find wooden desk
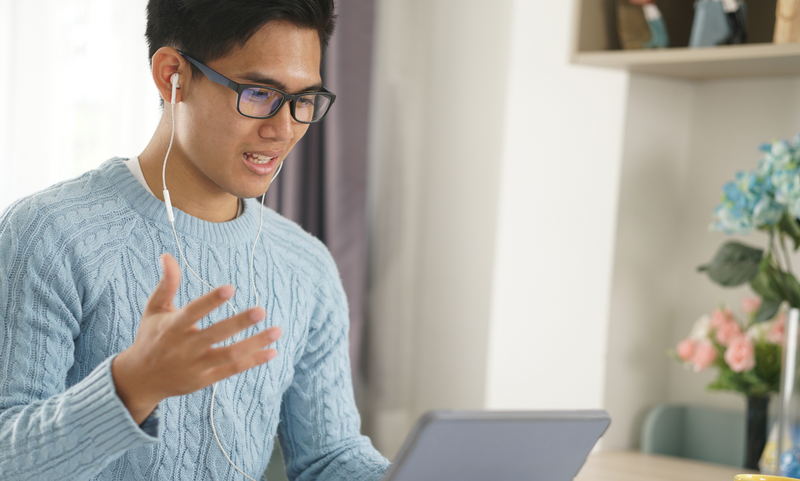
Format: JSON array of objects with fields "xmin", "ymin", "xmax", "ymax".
[{"xmin": 575, "ymin": 451, "xmax": 756, "ymax": 481}]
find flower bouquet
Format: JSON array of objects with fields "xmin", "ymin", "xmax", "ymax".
[
  {"xmin": 674, "ymin": 297, "xmax": 784, "ymax": 471},
  {"xmin": 674, "ymin": 298, "xmax": 783, "ymax": 397},
  {"xmin": 694, "ymin": 134, "xmax": 800, "ymax": 471}
]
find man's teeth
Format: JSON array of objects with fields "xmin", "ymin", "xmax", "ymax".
[{"xmin": 244, "ymin": 152, "xmax": 275, "ymax": 164}]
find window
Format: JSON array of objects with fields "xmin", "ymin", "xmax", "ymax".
[{"xmin": 0, "ymin": 0, "xmax": 159, "ymax": 210}]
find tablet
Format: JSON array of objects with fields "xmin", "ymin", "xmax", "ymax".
[{"xmin": 382, "ymin": 410, "xmax": 610, "ymax": 481}]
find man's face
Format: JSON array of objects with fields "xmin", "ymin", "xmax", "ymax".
[{"xmin": 175, "ymin": 20, "xmax": 322, "ymax": 200}]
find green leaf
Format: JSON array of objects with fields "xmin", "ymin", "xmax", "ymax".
[
  {"xmin": 786, "ymin": 273, "xmax": 800, "ymax": 308},
  {"xmin": 780, "ymin": 212, "xmax": 800, "ymax": 251},
  {"xmin": 708, "ymin": 366, "xmax": 746, "ymax": 392},
  {"xmin": 754, "ymin": 298, "xmax": 782, "ymax": 322},
  {"xmin": 754, "ymin": 340, "xmax": 782, "ymax": 392},
  {"xmin": 752, "ymin": 256, "xmax": 800, "ymax": 307},
  {"xmin": 698, "ymin": 241, "xmax": 763, "ymax": 287},
  {"xmin": 750, "ymin": 254, "xmax": 785, "ymax": 301}
]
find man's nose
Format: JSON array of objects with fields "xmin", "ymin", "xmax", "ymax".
[{"xmin": 259, "ymin": 102, "xmax": 294, "ymax": 141}]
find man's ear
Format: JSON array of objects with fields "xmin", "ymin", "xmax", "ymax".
[{"xmin": 151, "ymin": 47, "xmax": 188, "ymax": 105}]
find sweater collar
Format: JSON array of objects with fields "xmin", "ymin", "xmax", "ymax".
[{"xmin": 101, "ymin": 157, "xmax": 264, "ymax": 245}]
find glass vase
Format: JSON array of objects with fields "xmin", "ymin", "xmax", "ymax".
[{"xmin": 777, "ymin": 308, "xmax": 800, "ymax": 476}]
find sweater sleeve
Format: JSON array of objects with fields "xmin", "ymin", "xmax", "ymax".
[
  {"xmin": 0, "ymin": 202, "xmax": 158, "ymax": 480},
  {"xmin": 277, "ymin": 257, "xmax": 389, "ymax": 481}
]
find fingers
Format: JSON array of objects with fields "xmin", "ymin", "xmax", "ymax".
[
  {"xmin": 175, "ymin": 284, "xmax": 238, "ymax": 328},
  {"xmin": 145, "ymin": 253, "xmax": 182, "ymax": 313},
  {"xmin": 201, "ymin": 326, "xmax": 282, "ymax": 370},
  {"xmin": 195, "ymin": 306, "xmax": 266, "ymax": 345},
  {"xmin": 207, "ymin": 346, "xmax": 279, "ymax": 383}
]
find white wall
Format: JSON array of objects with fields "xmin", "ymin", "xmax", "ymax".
[
  {"xmin": 602, "ymin": 74, "xmax": 696, "ymax": 449},
  {"xmin": 367, "ymin": 0, "xmax": 630, "ymax": 457},
  {"xmin": 485, "ymin": 0, "xmax": 628, "ymax": 411},
  {"xmin": 367, "ymin": 0, "xmax": 514, "ymax": 457}
]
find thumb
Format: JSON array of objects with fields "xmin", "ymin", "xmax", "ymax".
[{"xmin": 145, "ymin": 253, "xmax": 181, "ymax": 314}]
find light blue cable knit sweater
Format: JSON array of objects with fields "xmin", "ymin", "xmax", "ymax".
[{"xmin": 0, "ymin": 158, "xmax": 389, "ymax": 480}]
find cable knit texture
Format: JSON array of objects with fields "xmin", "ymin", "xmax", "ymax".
[{"xmin": 0, "ymin": 158, "xmax": 389, "ymax": 480}]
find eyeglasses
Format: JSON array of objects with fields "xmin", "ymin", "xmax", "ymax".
[{"xmin": 179, "ymin": 52, "xmax": 336, "ymax": 124}]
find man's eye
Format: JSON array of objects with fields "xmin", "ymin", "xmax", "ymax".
[{"xmin": 298, "ymin": 96, "xmax": 316, "ymax": 107}]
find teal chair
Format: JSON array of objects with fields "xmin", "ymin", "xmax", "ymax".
[
  {"xmin": 641, "ymin": 404, "xmax": 746, "ymax": 467},
  {"xmin": 264, "ymin": 438, "xmax": 289, "ymax": 481}
]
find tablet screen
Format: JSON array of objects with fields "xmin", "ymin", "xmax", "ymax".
[{"xmin": 383, "ymin": 410, "xmax": 610, "ymax": 481}]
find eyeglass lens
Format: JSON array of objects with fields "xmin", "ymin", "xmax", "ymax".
[{"xmin": 239, "ymin": 87, "xmax": 332, "ymax": 122}]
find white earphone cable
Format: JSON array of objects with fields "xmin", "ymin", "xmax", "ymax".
[{"xmin": 162, "ymin": 83, "xmax": 284, "ymax": 480}]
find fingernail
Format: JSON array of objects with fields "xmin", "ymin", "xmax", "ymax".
[
  {"xmin": 249, "ymin": 309, "xmax": 264, "ymax": 322},
  {"xmin": 219, "ymin": 285, "xmax": 234, "ymax": 299}
]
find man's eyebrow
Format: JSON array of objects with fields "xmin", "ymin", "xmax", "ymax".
[{"xmin": 239, "ymin": 73, "xmax": 323, "ymax": 93}]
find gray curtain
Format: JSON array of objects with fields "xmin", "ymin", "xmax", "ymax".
[{"xmin": 265, "ymin": 0, "xmax": 374, "ymax": 383}]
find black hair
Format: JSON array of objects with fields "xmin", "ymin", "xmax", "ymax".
[{"xmin": 145, "ymin": 0, "xmax": 335, "ymax": 71}]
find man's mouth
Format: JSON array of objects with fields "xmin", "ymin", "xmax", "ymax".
[{"xmin": 244, "ymin": 152, "xmax": 276, "ymax": 164}]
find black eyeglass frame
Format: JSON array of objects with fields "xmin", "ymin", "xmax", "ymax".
[{"xmin": 179, "ymin": 52, "xmax": 336, "ymax": 124}]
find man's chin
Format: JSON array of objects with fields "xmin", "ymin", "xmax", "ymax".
[
  {"xmin": 234, "ymin": 185, "xmax": 274, "ymax": 200},
  {"xmin": 227, "ymin": 175, "xmax": 278, "ymax": 200}
]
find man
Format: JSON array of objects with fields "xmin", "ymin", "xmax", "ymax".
[{"xmin": 0, "ymin": 1, "xmax": 389, "ymax": 479}]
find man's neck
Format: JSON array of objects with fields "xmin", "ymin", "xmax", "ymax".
[{"xmin": 138, "ymin": 124, "xmax": 240, "ymax": 223}]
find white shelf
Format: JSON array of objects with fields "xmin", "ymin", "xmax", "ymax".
[{"xmin": 572, "ymin": 43, "xmax": 800, "ymax": 80}]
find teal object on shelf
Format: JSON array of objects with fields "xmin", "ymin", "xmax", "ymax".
[
  {"xmin": 643, "ymin": 5, "xmax": 669, "ymax": 49},
  {"xmin": 641, "ymin": 404, "xmax": 746, "ymax": 467},
  {"xmin": 644, "ymin": 17, "xmax": 669, "ymax": 49},
  {"xmin": 689, "ymin": 0, "xmax": 747, "ymax": 48}
]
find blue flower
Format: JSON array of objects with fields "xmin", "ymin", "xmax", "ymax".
[
  {"xmin": 773, "ymin": 139, "xmax": 791, "ymax": 157},
  {"xmin": 753, "ymin": 196, "xmax": 784, "ymax": 227},
  {"xmin": 710, "ymin": 201, "xmax": 753, "ymax": 234},
  {"xmin": 709, "ymin": 138, "xmax": 800, "ymax": 234}
]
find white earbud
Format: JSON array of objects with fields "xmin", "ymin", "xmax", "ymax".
[
  {"xmin": 170, "ymin": 73, "xmax": 180, "ymax": 105},
  {"xmin": 163, "ymin": 72, "xmax": 180, "ymax": 221}
]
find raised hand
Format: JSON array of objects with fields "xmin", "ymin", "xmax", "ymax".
[{"xmin": 111, "ymin": 253, "xmax": 282, "ymax": 424}]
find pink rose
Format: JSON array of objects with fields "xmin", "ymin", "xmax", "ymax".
[
  {"xmin": 742, "ymin": 297, "xmax": 762, "ymax": 316},
  {"xmin": 715, "ymin": 319, "xmax": 743, "ymax": 346},
  {"xmin": 768, "ymin": 314, "xmax": 786, "ymax": 344},
  {"xmin": 711, "ymin": 307, "xmax": 735, "ymax": 328},
  {"xmin": 692, "ymin": 339, "xmax": 717, "ymax": 372},
  {"xmin": 725, "ymin": 336, "xmax": 756, "ymax": 373},
  {"xmin": 677, "ymin": 339, "xmax": 696, "ymax": 362}
]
